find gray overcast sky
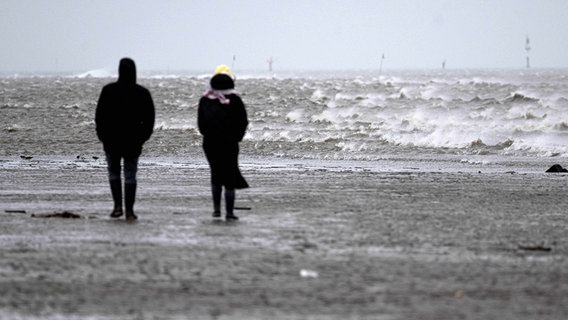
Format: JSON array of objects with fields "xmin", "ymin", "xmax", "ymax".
[{"xmin": 1, "ymin": 0, "xmax": 567, "ymax": 73}]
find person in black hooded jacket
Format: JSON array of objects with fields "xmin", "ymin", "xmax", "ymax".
[
  {"xmin": 95, "ymin": 58, "xmax": 155, "ymax": 221},
  {"xmin": 198, "ymin": 66, "xmax": 249, "ymax": 220}
]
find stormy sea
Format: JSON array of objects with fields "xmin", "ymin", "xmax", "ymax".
[
  {"xmin": 2, "ymin": 69, "xmax": 568, "ymax": 170},
  {"xmin": 1, "ymin": 69, "xmax": 568, "ymax": 319}
]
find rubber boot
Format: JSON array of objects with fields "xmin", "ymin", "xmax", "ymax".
[
  {"xmin": 225, "ymin": 189, "xmax": 238, "ymax": 221},
  {"xmin": 212, "ymin": 184, "xmax": 222, "ymax": 217},
  {"xmin": 109, "ymin": 180, "xmax": 123, "ymax": 218},
  {"xmin": 124, "ymin": 183, "xmax": 137, "ymax": 221}
]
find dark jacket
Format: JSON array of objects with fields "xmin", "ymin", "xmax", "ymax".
[
  {"xmin": 95, "ymin": 58, "xmax": 155, "ymax": 157},
  {"xmin": 198, "ymin": 94, "xmax": 248, "ymax": 144}
]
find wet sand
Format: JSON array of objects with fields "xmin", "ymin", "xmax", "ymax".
[{"xmin": 1, "ymin": 155, "xmax": 568, "ymax": 319}]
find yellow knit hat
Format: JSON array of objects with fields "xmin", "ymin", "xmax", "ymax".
[{"xmin": 214, "ymin": 64, "xmax": 233, "ymax": 77}]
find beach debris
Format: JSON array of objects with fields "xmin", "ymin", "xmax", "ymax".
[
  {"xmin": 293, "ymin": 238, "xmax": 318, "ymax": 253},
  {"xmin": 518, "ymin": 244, "xmax": 552, "ymax": 252},
  {"xmin": 454, "ymin": 289, "xmax": 464, "ymax": 299},
  {"xmin": 4, "ymin": 210, "xmax": 26, "ymax": 214},
  {"xmin": 299, "ymin": 269, "xmax": 319, "ymax": 278},
  {"xmin": 20, "ymin": 155, "xmax": 33, "ymax": 160},
  {"xmin": 31, "ymin": 211, "xmax": 82, "ymax": 219},
  {"xmin": 234, "ymin": 206, "xmax": 251, "ymax": 210},
  {"xmin": 545, "ymin": 164, "xmax": 568, "ymax": 173},
  {"xmin": 75, "ymin": 155, "xmax": 100, "ymax": 161}
]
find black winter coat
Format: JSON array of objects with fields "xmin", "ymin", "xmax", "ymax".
[
  {"xmin": 95, "ymin": 62, "xmax": 155, "ymax": 157},
  {"xmin": 198, "ymin": 94, "xmax": 248, "ymax": 143},
  {"xmin": 198, "ymin": 94, "xmax": 249, "ymax": 189}
]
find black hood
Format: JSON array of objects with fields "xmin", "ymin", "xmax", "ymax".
[{"xmin": 118, "ymin": 58, "xmax": 136, "ymax": 84}]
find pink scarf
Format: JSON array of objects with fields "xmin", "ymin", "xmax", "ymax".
[{"xmin": 204, "ymin": 88, "xmax": 236, "ymax": 105}]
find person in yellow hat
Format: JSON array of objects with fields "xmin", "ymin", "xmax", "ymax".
[{"xmin": 198, "ymin": 65, "xmax": 249, "ymax": 220}]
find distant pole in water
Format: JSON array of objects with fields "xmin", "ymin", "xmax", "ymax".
[
  {"xmin": 442, "ymin": 60, "xmax": 446, "ymax": 69},
  {"xmin": 525, "ymin": 36, "xmax": 531, "ymax": 68},
  {"xmin": 231, "ymin": 55, "xmax": 236, "ymax": 70},
  {"xmin": 267, "ymin": 56, "xmax": 275, "ymax": 72},
  {"xmin": 379, "ymin": 53, "xmax": 385, "ymax": 76}
]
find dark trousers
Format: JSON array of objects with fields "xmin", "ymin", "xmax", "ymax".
[
  {"xmin": 105, "ymin": 153, "xmax": 139, "ymax": 214},
  {"xmin": 106, "ymin": 153, "xmax": 138, "ymax": 184}
]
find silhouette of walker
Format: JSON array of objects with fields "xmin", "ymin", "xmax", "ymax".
[
  {"xmin": 198, "ymin": 65, "xmax": 249, "ymax": 221},
  {"xmin": 95, "ymin": 58, "xmax": 155, "ymax": 221}
]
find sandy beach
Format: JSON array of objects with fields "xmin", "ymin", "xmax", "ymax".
[{"xmin": 1, "ymin": 154, "xmax": 567, "ymax": 320}]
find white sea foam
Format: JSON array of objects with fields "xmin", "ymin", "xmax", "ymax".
[
  {"xmin": 74, "ymin": 69, "xmax": 114, "ymax": 78},
  {"xmin": 285, "ymin": 109, "xmax": 304, "ymax": 122},
  {"xmin": 189, "ymin": 68, "xmax": 568, "ymax": 158}
]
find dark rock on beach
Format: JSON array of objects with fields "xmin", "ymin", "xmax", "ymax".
[{"xmin": 546, "ymin": 164, "xmax": 568, "ymax": 172}]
